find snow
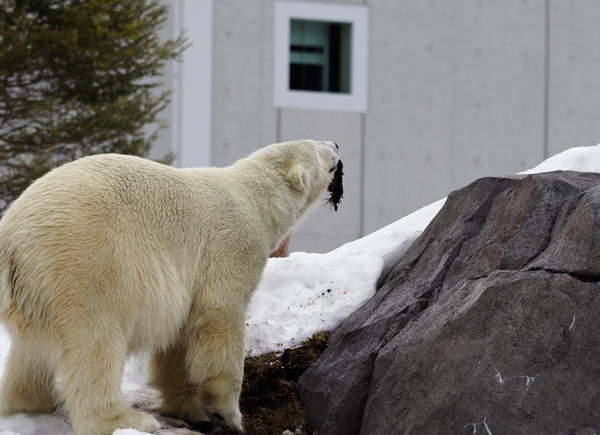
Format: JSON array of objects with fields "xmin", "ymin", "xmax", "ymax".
[
  {"xmin": 519, "ymin": 144, "xmax": 600, "ymax": 175},
  {"xmin": 244, "ymin": 197, "xmax": 445, "ymax": 356},
  {"xmin": 1, "ymin": 143, "xmax": 599, "ymax": 433}
]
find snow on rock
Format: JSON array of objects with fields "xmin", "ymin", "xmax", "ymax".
[{"xmin": 520, "ymin": 143, "xmax": 600, "ymax": 174}]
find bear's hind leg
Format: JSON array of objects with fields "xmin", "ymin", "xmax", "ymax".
[
  {"xmin": 185, "ymin": 309, "xmax": 244, "ymax": 433},
  {"xmin": 0, "ymin": 338, "xmax": 59, "ymax": 415},
  {"xmin": 150, "ymin": 341, "xmax": 210, "ymax": 424},
  {"xmin": 59, "ymin": 331, "xmax": 160, "ymax": 435}
]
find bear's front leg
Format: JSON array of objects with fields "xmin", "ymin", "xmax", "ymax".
[{"xmin": 184, "ymin": 308, "xmax": 245, "ymax": 433}]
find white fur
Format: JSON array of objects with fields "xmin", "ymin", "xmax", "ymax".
[{"xmin": 0, "ymin": 140, "xmax": 339, "ymax": 434}]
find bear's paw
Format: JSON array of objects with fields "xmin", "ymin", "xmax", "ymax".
[{"xmin": 73, "ymin": 407, "xmax": 160, "ymax": 435}]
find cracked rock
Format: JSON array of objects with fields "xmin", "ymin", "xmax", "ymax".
[{"xmin": 298, "ymin": 171, "xmax": 600, "ymax": 434}]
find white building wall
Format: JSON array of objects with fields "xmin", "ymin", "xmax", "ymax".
[
  {"xmin": 160, "ymin": 0, "xmax": 600, "ymax": 253},
  {"xmin": 211, "ymin": 0, "xmax": 278, "ymax": 167},
  {"xmin": 148, "ymin": 0, "xmax": 177, "ymax": 163},
  {"xmin": 364, "ymin": 0, "xmax": 547, "ymax": 234},
  {"xmin": 153, "ymin": 0, "xmax": 213, "ymax": 168},
  {"xmin": 548, "ymin": 0, "xmax": 600, "ymax": 157}
]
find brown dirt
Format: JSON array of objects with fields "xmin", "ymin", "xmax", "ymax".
[{"xmin": 240, "ymin": 331, "xmax": 329, "ymax": 434}]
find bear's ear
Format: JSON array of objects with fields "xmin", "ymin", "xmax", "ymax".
[{"xmin": 286, "ymin": 164, "xmax": 307, "ymax": 192}]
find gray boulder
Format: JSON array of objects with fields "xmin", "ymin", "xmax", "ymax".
[{"xmin": 298, "ymin": 171, "xmax": 600, "ymax": 434}]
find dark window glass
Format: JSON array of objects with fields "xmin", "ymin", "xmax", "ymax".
[{"xmin": 289, "ymin": 19, "xmax": 351, "ymax": 93}]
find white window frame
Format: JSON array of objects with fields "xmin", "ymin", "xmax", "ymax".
[{"xmin": 274, "ymin": 1, "xmax": 369, "ymax": 113}]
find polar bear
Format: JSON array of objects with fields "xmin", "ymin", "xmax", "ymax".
[{"xmin": 0, "ymin": 139, "xmax": 341, "ymax": 434}]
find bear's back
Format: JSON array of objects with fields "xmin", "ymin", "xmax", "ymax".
[
  {"xmin": 1, "ymin": 154, "xmax": 229, "ymax": 236},
  {"xmin": 0, "ymin": 154, "xmax": 233, "ymax": 348},
  {"xmin": 0, "ymin": 153, "xmax": 262, "ymax": 288}
]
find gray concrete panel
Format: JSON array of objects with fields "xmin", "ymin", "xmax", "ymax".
[
  {"xmin": 365, "ymin": 0, "xmax": 546, "ymax": 233},
  {"xmin": 548, "ymin": 0, "xmax": 600, "ymax": 156},
  {"xmin": 149, "ymin": 1, "xmax": 177, "ymax": 162},
  {"xmin": 279, "ymin": 109, "xmax": 362, "ymax": 253},
  {"xmin": 212, "ymin": 0, "xmax": 278, "ymax": 167}
]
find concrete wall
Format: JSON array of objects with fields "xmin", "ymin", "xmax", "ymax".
[
  {"xmin": 149, "ymin": 0, "xmax": 178, "ymax": 163},
  {"xmin": 548, "ymin": 0, "xmax": 600, "ymax": 156},
  {"xmin": 365, "ymin": 0, "xmax": 547, "ymax": 234},
  {"xmin": 212, "ymin": 0, "xmax": 278, "ymax": 166},
  {"xmin": 175, "ymin": 0, "xmax": 600, "ymax": 253}
]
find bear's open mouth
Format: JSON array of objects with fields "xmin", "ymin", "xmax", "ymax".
[{"xmin": 327, "ymin": 159, "xmax": 344, "ymax": 212}]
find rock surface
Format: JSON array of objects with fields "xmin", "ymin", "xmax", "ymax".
[{"xmin": 298, "ymin": 171, "xmax": 600, "ymax": 434}]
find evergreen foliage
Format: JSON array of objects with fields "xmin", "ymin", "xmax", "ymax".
[{"xmin": 0, "ymin": 0, "xmax": 187, "ymax": 212}]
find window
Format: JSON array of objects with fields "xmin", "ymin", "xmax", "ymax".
[{"xmin": 274, "ymin": 1, "xmax": 369, "ymax": 112}]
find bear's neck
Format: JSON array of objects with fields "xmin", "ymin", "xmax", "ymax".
[{"xmin": 225, "ymin": 162, "xmax": 306, "ymax": 253}]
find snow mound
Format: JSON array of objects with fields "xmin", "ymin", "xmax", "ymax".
[
  {"xmin": 521, "ymin": 143, "xmax": 600, "ymax": 174},
  {"xmin": 244, "ymin": 199, "xmax": 445, "ymax": 356}
]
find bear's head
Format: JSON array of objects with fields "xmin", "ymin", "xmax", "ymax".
[{"xmin": 255, "ymin": 139, "xmax": 341, "ymax": 212}]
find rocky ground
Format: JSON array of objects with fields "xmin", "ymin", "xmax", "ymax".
[{"xmin": 298, "ymin": 171, "xmax": 600, "ymax": 434}]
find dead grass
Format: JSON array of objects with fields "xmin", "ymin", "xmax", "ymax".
[{"xmin": 240, "ymin": 331, "xmax": 329, "ymax": 434}]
